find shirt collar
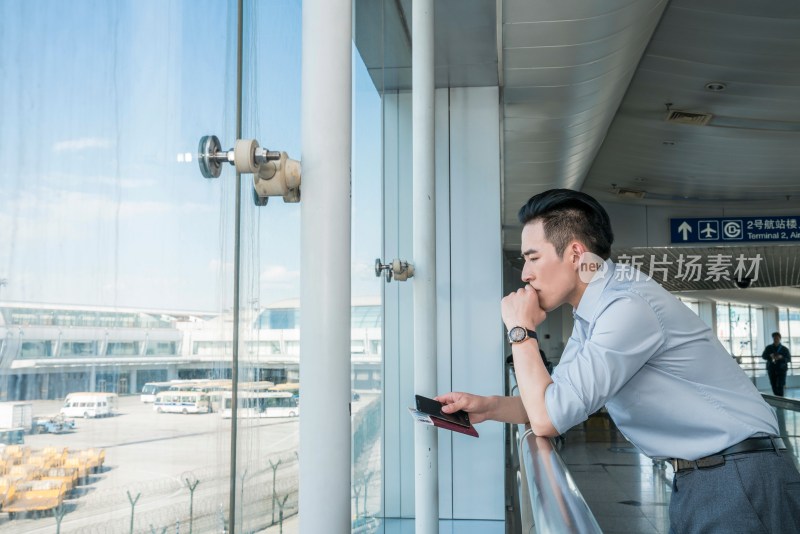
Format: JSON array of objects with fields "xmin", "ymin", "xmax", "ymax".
[{"xmin": 574, "ymin": 259, "xmax": 615, "ymax": 323}]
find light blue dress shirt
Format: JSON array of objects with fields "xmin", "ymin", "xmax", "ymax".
[{"xmin": 545, "ymin": 260, "xmax": 778, "ymax": 460}]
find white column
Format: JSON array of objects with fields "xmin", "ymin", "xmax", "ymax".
[
  {"xmin": 299, "ymin": 1, "xmax": 352, "ymax": 533},
  {"xmin": 89, "ymin": 365, "xmax": 96, "ymax": 392},
  {"xmin": 413, "ymin": 1, "xmax": 438, "ymax": 532}
]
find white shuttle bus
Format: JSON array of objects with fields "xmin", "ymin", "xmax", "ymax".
[
  {"xmin": 153, "ymin": 391, "xmax": 211, "ymax": 414},
  {"xmin": 60, "ymin": 392, "xmax": 118, "ymax": 418},
  {"xmin": 221, "ymin": 391, "xmax": 299, "ymax": 419},
  {"xmin": 140, "ymin": 382, "xmax": 174, "ymax": 403}
]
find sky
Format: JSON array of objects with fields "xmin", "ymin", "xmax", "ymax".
[{"xmin": 0, "ymin": 0, "xmax": 383, "ymax": 312}]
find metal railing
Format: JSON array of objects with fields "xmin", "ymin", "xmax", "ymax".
[
  {"xmin": 735, "ymin": 355, "xmax": 796, "ymax": 381},
  {"xmin": 517, "ymin": 428, "xmax": 603, "ymax": 534},
  {"xmin": 507, "ymin": 360, "xmax": 601, "ymax": 534},
  {"xmin": 762, "ymin": 393, "xmax": 800, "ymax": 411}
]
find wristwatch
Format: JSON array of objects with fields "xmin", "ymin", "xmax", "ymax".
[{"xmin": 507, "ymin": 326, "xmax": 537, "ymax": 344}]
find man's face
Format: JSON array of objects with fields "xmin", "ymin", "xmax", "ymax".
[
  {"xmin": 519, "ymin": 221, "xmax": 579, "ymax": 311},
  {"xmin": 773, "ymin": 335, "xmax": 781, "ymax": 345}
]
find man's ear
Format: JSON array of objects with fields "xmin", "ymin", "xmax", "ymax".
[{"xmin": 568, "ymin": 241, "xmax": 587, "ymax": 266}]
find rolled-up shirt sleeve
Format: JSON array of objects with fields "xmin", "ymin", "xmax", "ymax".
[{"xmin": 545, "ymin": 292, "xmax": 666, "ymax": 435}]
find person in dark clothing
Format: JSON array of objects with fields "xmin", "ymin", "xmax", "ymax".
[{"xmin": 762, "ymin": 331, "xmax": 791, "ymax": 396}]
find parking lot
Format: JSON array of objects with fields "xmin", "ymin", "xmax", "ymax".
[{"xmin": 1, "ymin": 395, "xmax": 302, "ymax": 533}]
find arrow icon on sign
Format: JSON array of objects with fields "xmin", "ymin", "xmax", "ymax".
[{"xmin": 678, "ymin": 221, "xmax": 692, "ymax": 241}]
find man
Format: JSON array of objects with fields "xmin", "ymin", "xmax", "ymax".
[
  {"xmin": 763, "ymin": 331, "xmax": 791, "ymax": 396},
  {"xmin": 436, "ymin": 189, "xmax": 800, "ymax": 533}
]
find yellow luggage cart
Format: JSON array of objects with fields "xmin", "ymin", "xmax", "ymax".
[{"xmin": 4, "ymin": 480, "xmax": 67, "ymax": 519}]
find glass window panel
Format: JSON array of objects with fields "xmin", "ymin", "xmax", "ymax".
[
  {"xmin": 61, "ymin": 341, "xmax": 98, "ymax": 356},
  {"xmin": 0, "ymin": 2, "xmax": 238, "ymax": 532},
  {"xmin": 716, "ymin": 303, "xmax": 732, "ymax": 354},
  {"xmin": 786, "ymin": 308, "xmax": 800, "ymax": 353},
  {"xmin": 729, "ymin": 305, "xmax": 751, "ymax": 358},
  {"xmin": 234, "ymin": 2, "xmax": 306, "ymax": 529},
  {"xmin": 369, "ymin": 340, "xmax": 382, "ymax": 355},
  {"xmin": 262, "ymin": 308, "xmax": 299, "ymax": 330},
  {"xmin": 106, "ymin": 342, "xmax": 139, "ymax": 356},
  {"xmin": 146, "ymin": 341, "xmax": 177, "ymax": 356},
  {"xmin": 679, "ymin": 298, "xmax": 700, "ymax": 316},
  {"xmin": 350, "ymin": 37, "xmax": 383, "ymax": 529},
  {"xmin": 784, "ymin": 308, "xmax": 800, "ymax": 355},
  {"xmin": 20, "ymin": 341, "xmax": 53, "ymax": 358},
  {"xmin": 747, "ymin": 306, "xmax": 764, "ymax": 378},
  {"xmin": 285, "ymin": 341, "xmax": 300, "ymax": 355},
  {"xmin": 2, "ymin": 2, "xmax": 384, "ymax": 531},
  {"xmin": 246, "ymin": 340, "xmax": 281, "ymax": 355}
]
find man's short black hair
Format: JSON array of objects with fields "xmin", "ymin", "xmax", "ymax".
[
  {"xmin": 518, "ymin": 188, "xmax": 614, "ymax": 260},
  {"xmin": 772, "ymin": 332, "xmax": 782, "ymax": 338}
]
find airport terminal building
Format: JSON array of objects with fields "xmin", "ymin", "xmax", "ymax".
[{"xmin": 0, "ymin": 298, "xmax": 382, "ymax": 401}]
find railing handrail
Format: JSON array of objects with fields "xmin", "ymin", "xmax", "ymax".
[
  {"xmin": 508, "ymin": 361, "xmax": 601, "ymax": 534},
  {"xmin": 762, "ymin": 393, "xmax": 800, "ymax": 411},
  {"xmin": 517, "ymin": 427, "xmax": 603, "ymax": 534}
]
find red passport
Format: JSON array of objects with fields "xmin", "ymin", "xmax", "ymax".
[{"xmin": 408, "ymin": 395, "xmax": 479, "ymax": 438}]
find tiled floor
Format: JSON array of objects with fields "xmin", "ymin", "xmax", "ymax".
[
  {"xmin": 558, "ymin": 394, "xmax": 800, "ymax": 534},
  {"xmin": 558, "ymin": 417, "xmax": 672, "ymax": 534}
]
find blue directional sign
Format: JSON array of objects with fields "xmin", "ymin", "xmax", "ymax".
[{"xmin": 670, "ymin": 217, "xmax": 800, "ymax": 244}]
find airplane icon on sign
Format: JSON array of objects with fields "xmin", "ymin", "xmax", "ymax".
[{"xmin": 698, "ymin": 220, "xmax": 719, "ymax": 240}]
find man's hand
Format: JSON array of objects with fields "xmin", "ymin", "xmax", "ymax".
[
  {"xmin": 501, "ymin": 284, "xmax": 546, "ymax": 331},
  {"xmin": 434, "ymin": 392, "xmax": 494, "ymax": 424},
  {"xmin": 436, "ymin": 393, "xmax": 531, "ymax": 425}
]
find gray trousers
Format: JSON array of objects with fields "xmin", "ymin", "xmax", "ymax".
[{"xmin": 669, "ymin": 449, "xmax": 800, "ymax": 533}]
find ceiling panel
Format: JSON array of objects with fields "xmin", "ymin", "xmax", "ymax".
[
  {"xmin": 355, "ymin": 0, "xmax": 498, "ymax": 91},
  {"xmin": 582, "ymin": 0, "xmax": 800, "ymax": 205},
  {"xmin": 501, "ymin": 0, "xmax": 668, "ymax": 206}
]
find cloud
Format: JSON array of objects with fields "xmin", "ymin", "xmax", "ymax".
[
  {"xmin": 209, "ymin": 259, "xmax": 234, "ymax": 274},
  {"xmin": 52, "ymin": 137, "xmax": 113, "ymax": 152},
  {"xmin": 95, "ymin": 176, "xmax": 158, "ymax": 189},
  {"xmin": 260, "ymin": 265, "xmax": 300, "ymax": 286},
  {"xmin": 0, "ymin": 186, "xmax": 216, "ymax": 246}
]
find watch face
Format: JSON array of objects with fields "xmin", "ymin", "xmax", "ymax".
[{"xmin": 509, "ymin": 326, "xmax": 526, "ymax": 342}]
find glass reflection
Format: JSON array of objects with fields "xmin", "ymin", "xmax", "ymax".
[
  {"xmin": 0, "ymin": 1, "xmax": 239, "ymax": 531},
  {"xmin": 1, "ymin": 0, "xmax": 385, "ymax": 531}
]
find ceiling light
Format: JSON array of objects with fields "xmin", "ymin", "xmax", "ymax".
[{"xmin": 704, "ymin": 82, "xmax": 727, "ymax": 92}]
